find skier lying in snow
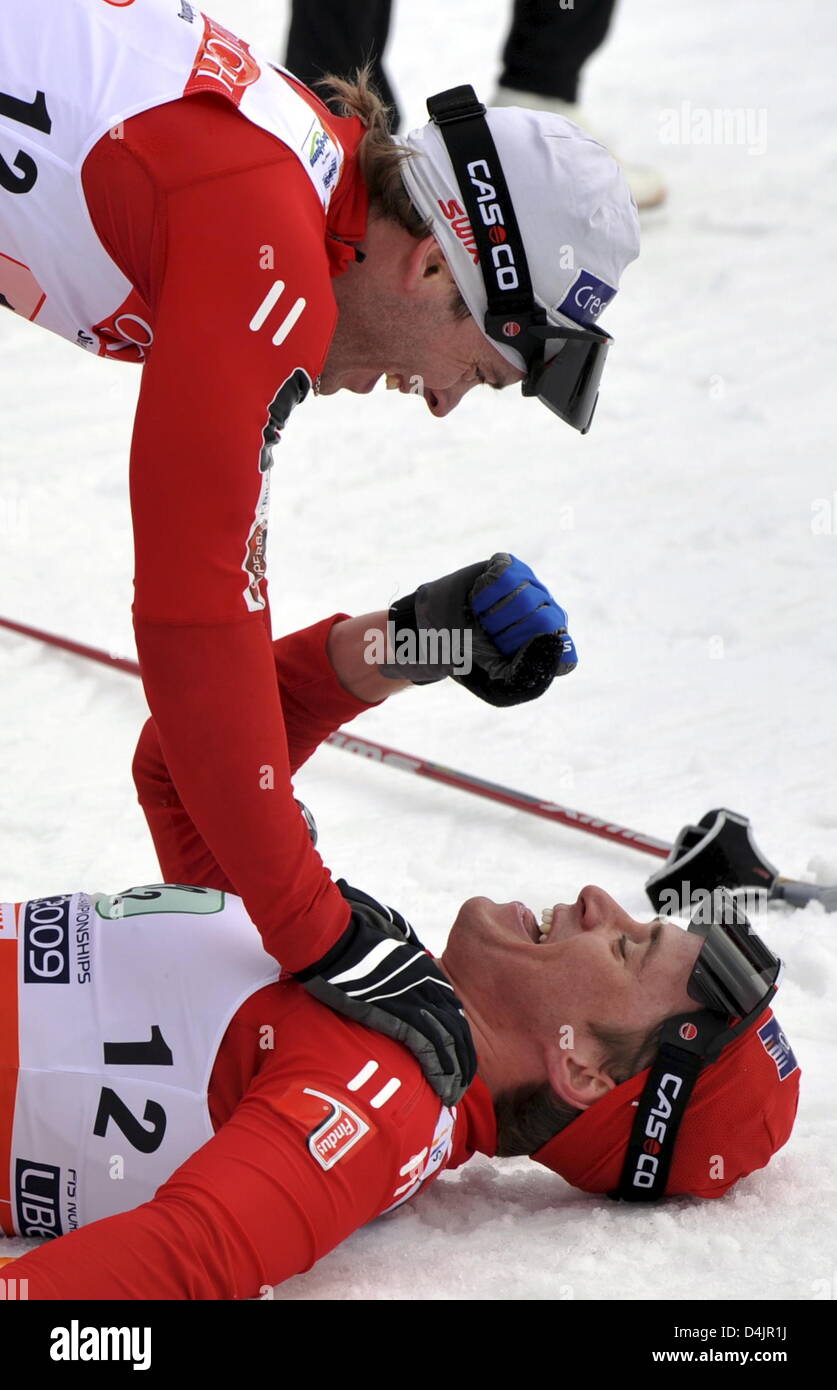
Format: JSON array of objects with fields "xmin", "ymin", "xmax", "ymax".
[{"xmin": 0, "ymin": 595, "xmax": 799, "ymax": 1299}]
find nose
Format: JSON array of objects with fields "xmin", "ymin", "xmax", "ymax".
[
  {"xmin": 577, "ymin": 885, "xmax": 654, "ymax": 940},
  {"xmin": 577, "ymin": 885, "xmax": 619, "ymax": 930}
]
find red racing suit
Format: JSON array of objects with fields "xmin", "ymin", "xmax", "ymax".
[
  {"xmin": 3, "ymin": 615, "xmax": 497, "ymax": 1300},
  {"xmin": 80, "ymin": 71, "xmax": 370, "ymax": 972}
]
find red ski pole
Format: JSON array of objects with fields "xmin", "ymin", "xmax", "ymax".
[
  {"xmin": 3, "ymin": 612, "xmax": 836, "ymax": 911},
  {"xmin": 325, "ymin": 729, "xmax": 671, "ymax": 858},
  {"xmin": 0, "ymin": 612, "xmax": 670, "ymax": 859}
]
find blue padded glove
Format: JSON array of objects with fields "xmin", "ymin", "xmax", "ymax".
[{"xmin": 381, "ymin": 552, "xmax": 577, "ymax": 707}]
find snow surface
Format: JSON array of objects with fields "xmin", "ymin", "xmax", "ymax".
[{"xmin": 1, "ymin": 0, "xmax": 835, "ymax": 1301}]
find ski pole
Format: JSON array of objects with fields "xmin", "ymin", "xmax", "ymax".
[
  {"xmin": 0, "ymin": 613, "xmax": 670, "ymax": 858},
  {"xmin": 2, "ymin": 613, "xmax": 835, "ymax": 911},
  {"xmin": 325, "ymin": 729, "xmax": 671, "ymax": 858}
]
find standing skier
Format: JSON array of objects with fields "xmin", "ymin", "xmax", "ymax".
[{"xmin": 0, "ymin": 0, "xmax": 638, "ymax": 1101}]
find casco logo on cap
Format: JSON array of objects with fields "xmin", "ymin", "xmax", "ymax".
[
  {"xmin": 631, "ymin": 1071, "xmax": 683, "ymax": 1190},
  {"xmin": 466, "ymin": 159, "xmax": 520, "ymax": 293}
]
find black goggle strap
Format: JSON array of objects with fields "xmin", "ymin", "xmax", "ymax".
[
  {"xmin": 610, "ymin": 978, "xmax": 780, "ymax": 1204},
  {"xmin": 609, "ymin": 1009, "xmax": 729, "ymax": 1204},
  {"xmin": 425, "ymin": 85, "xmax": 546, "ymax": 365}
]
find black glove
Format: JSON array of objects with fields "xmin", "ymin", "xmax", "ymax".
[
  {"xmin": 294, "ymin": 880, "xmax": 476, "ymax": 1108},
  {"xmin": 379, "ymin": 552, "xmax": 577, "ymax": 707}
]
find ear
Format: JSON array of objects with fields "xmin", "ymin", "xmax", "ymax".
[
  {"xmin": 402, "ymin": 235, "xmax": 453, "ymax": 296},
  {"xmin": 545, "ymin": 1040, "xmax": 617, "ymax": 1112}
]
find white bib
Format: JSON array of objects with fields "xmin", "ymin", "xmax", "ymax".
[
  {"xmin": 0, "ymin": 0, "xmax": 343, "ymax": 357},
  {"xmin": 5, "ymin": 884, "xmax": 278, "ymax": 1238}
]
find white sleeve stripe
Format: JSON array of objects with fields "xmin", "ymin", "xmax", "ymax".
[
  {"xmin": 348, "ymin": 974, "xmax": 455, "ymax": 1005},
  {"xmin": 370, "ymin": 1078, "xmax": 402, "ymax": 1109},
  {"xmin": 342, "ymin": 949, "xmax": 426, "ymax": 998},
  {"xmin": 327, "ymin": 938, "xmax": 402, "ymax": 986},
  {"xmin": 347, "ymin": 1060, "xmax": 379, "ymax": 1091}
]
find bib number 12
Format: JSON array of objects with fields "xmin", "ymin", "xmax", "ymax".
[{"xmin": 0, "ymin": 88, "xmax": 52, "ymax": 194}]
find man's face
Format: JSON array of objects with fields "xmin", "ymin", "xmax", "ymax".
[
  {"xmin": 320, "ymin": 227, "xmax": 525, "ymax": 415},
  {"xmin": 441, "ymin": 886, "xmax": 703, "ymax": 1099}
]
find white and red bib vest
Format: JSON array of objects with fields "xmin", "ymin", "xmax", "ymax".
[
  {"xmin": 1, "ymin": 885, "xmax": 278, "ymax": 1238},
  {"xmin": 0, "ymin": 0, "xmax": 343, "ymax": 357}
]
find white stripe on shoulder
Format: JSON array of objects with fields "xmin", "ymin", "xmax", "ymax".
[
  {"xmin": 370, "ymin": 1078, "xmax": 402, "ymax": 1108},
  {"xmin": 347, "ymin": 1060, "xmax": 379, "ymax": 1091}
]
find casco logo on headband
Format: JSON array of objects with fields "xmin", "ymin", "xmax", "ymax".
[
  {"xmin": 558, "ymin": 270, "xmax": 616, "ymax": 327},
  {"xmin": 465, "ymin": 160, "xmax": 520, "ymax": 292},
  {"xmin": 631, "ymin": 1071, "xmax": 683, "ymax": 1189}
]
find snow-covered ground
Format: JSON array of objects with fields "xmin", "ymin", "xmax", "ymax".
[{"xmin": 1, "ymin": 0, "xmax": 835, "ymax": 1300}]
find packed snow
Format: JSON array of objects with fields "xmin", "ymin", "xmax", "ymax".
[{"xmin": 1, "ymin": 0, "xmax": 835, "ymax": 1300}]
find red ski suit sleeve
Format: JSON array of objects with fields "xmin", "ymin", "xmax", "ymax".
[
  {"xmin": 81, "ymin": 90, "xmax": 370, "ymax": 972},
  {"xmin": 132, "ymin": 612, "xmax": 377, "ymax": 891}
]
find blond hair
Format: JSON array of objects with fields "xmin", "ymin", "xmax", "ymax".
[{"xmin": 319, "ymin": 68, "xmax": 431, "ymax": 239}]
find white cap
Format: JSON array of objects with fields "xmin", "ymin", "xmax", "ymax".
[{"xmin": 399, "ymin": 105, "xmax": 641, "ymax": 373}]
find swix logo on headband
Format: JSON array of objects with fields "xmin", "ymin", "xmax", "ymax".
[
  {"xmin": 439, "ymin": 199, "xmax": 479, "ymax": 264},
  {"xmin": 631, "ymin": 1072, "xmax": 683, "ymax": 1189},
  {"xmin": 466, "ymin": 161, "xmax": 520, "ymax": 292},
  {"xmin": 558, "ymin": 270, "xmax": 616, "ymax": 327}
]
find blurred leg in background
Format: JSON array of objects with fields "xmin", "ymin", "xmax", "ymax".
[
  {"xmin": 494, "ymin": 0, "xmax": 666, "ymax": 208},
  {"xmin": 284, "ymin": 0, "xmax": 665, "ymax": 207},
  {"xmin": 499, "ymin": 0, "xmax": 618, "ymax": 105},
  {"xmin": 285, "ymin": 0, "xmax": 400, "ymax": 127}
]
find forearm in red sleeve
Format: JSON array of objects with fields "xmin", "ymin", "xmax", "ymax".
[
  {"xmin": 122, "ymin": 133, "xmax": 357, "ymax": 970},
  {"xmin": 133, "ymin": 613, "xmax": 378, "ymax": 892},
  {"xmin": 133, "ymin": 618, "xmax": 349, "ymax": 969},
  {"xmin": 271, "ymin": 613, "xmax": 382, "ymax": 771}
]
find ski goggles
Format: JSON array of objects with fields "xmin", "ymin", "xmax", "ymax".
[
  {"xmin": 517, "ymin": 321, "xmax": 611, "ymax": 433},
  {"xmin": 612, "ymin": 890, "xmax": 783, "ymax": 1202},
  {"xmin": 428, "ymin": 85, "xmax": 612, "ymax": 434}
]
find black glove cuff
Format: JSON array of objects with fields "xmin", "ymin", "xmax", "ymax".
[
  {"xmin": 378, "ymin": 591, "xmax": 451, "ymax": 683},
  {"xmin": 389, "ymin": 592, "xmax": 420, "ymax": 643}
]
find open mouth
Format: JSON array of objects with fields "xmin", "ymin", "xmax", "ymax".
[{"xmin": 513, "ymin": 902, "xmax": 556, "ymax": 944}]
